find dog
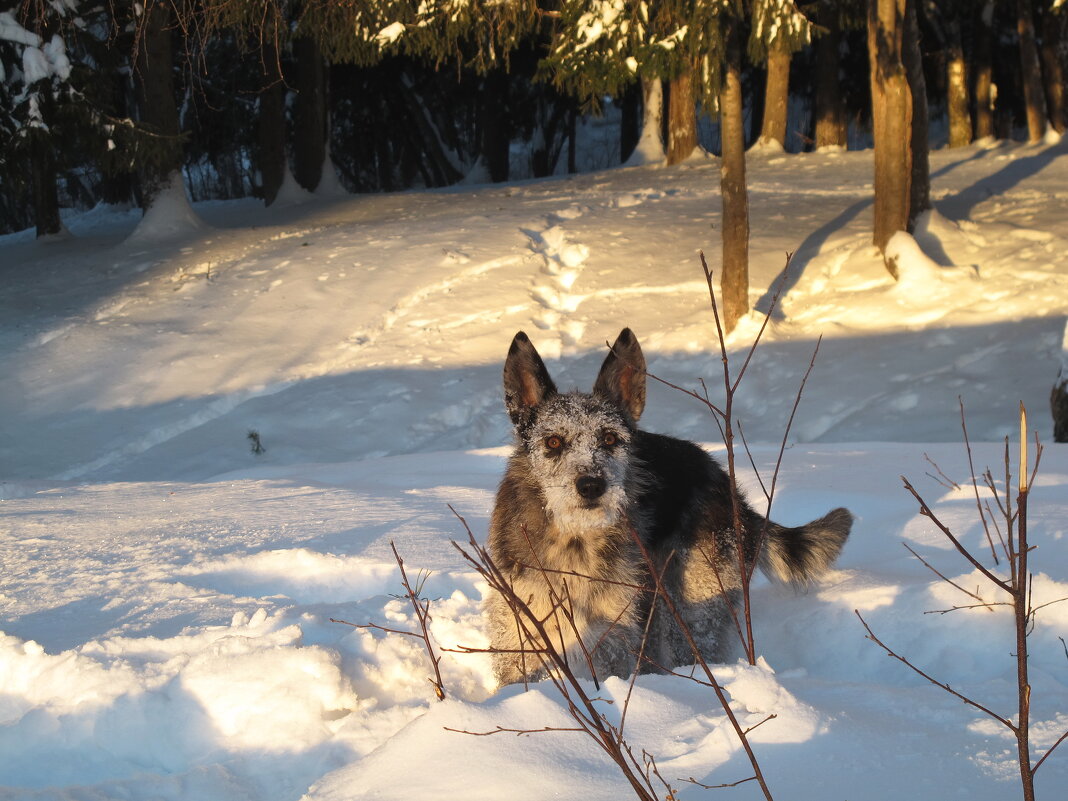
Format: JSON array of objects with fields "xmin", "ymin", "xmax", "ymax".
[{"xmin": 485, "ymin": 328, "xmax": 852, "ymax": 686}]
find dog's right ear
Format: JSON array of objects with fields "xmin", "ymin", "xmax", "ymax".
[{"xmin": 503, "ymin": 331, "xmax": 558, "ymax": 428}]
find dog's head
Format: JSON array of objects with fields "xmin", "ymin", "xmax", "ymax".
[{"xmin": 503, "ymin": 329, "xmax": 647, "ymax": 529}]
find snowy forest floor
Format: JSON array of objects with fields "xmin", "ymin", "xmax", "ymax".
[{"xmin": 2, "ymin": 139, "xmax": 1068, "ymax": 801}]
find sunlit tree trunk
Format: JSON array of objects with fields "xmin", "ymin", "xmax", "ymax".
[
  {"xmin": 904, "ymin": 0, "xmax": 929, "ymax": 229},
  {"xmin": 620, "ymin": 81, "xmax": 641, "ymax": 163},
  {"xmin": 1016, "ymin": 0, "xmax": 1048, "ymax": 142},
  {"xmin": 868, "ymin": 0, "xmax": 912, "ymax": 273},
  {"xmin": 720, "ymin": 24, "xmax": 749, "ymax": 333},
  {"xmin": 758, "ymin": 42, "xmax": 791, "ymax": 148},
  {"xmin": 814, "ymin": 22, "xmax": 847, "ymax": 149},
  {"xmin": 666, "ymin": 64, "xmax": 697, "ymax": 165},
  {"xmin": 973, "ymin": 0, "xmax": 995, "ymax": 139},
  {"xmin": 945, "ymin": 16, "xmax": 971, "ymax": 147},
  {"xmin": 1040, "ymin": 9, "xmax": 1067, "ymax": 134},
  {"xmin": 625, "ymin": 78, "xmax": 665, "ymax": 165}
]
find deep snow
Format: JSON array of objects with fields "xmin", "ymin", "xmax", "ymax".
[{"xmin": 2, "ymin": 138, "xmax": 1068, "ymax": 801}]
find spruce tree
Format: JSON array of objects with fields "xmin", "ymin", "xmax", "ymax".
[{"xmin": 749, "ymin": 0, "xmax": 813, "ymax": 151}]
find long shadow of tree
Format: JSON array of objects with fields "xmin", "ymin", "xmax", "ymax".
[{"xmin": 754, "ymin": 143, "xmax": 1062, "ymax": 317}]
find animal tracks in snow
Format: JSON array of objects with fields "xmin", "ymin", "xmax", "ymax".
[
  {"xmin": 522, "ymin": 206, "xmax": 593, "ymax": 347},
  {"xmin": 341, "ymin": 254, "xmax": 525, "ymax": 358}
]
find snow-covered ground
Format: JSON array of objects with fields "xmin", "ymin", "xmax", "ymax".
[{"xmin": 2, "ymin": 139, "xmax": 1067, "ymax": 800}]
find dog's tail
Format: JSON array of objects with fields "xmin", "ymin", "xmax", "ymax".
[{"xmin": 756, "ymin": 507, "xmax": 853, "ymax": 584}]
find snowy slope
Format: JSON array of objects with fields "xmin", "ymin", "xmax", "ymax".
[{"xmin": 2, "ymin": 139, "xmax": 1068, "ymax": 801}]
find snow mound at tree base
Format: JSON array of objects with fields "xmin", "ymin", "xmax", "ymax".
[{"xmin": 125, "ymin": 173, "xmax": 208, "ymax": 243}]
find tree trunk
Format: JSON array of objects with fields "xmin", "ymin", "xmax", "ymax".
[
  {"xmin": 625, "ymin": 78, "xmax": 665, "ymax": 165},
  {"xmin": 481, "ymin": 70, "xmax": 511, "ymax": 182},
  {"xmin": 973, "ymin": 0, "xmax": 995, "ymax": 140},
  {"xmin": 620, "ymin": 82, "xmax": 641, "ymax": 163},
  {"xmin": 945, "ymin": 17, "xmax": 971, "ymax": 147},
  {"xmin": 666, "ymin": 65, "xmax": 697, "ymax": 165},
  {"xmin": 904, "ymin": 0, "xmax": 930, "ymax": 230},
  {"xmin": 720, "ymin": 24, "xmax": 750, "ymax": 334},
  {"xmin": 100, "ymin": 69, "xmax": 137, "ymax": 207},
  {"xmin": 867, "ymin": 0, "xmax": 912, "ymax": 272},
  {"xmin": 31, "ymin": 133, "xmax": 62, "ymax": 237},
  {"xmin": 1040, "ymin": 9, "xmax": 1067, "ymax": 134},
  {"xmin": 293, "ymin": 35, "xmax": 327, "ymax": 191},
  {"xmin": 135, "ymin": 0, "xmax": 182, "ymax": 209},
  {"xmin": 759, "ymin": 42, "xmax": 791, "ymax": 149},
  {"xmin": 1053, "ymin": 321, "xmax": 1068, "ymax": 442},
  {"xmin": 1016, "ymin": 0, "xmax": 1048, "ymax": 142},
  {"xmin": 258, "ymin": 33, "xmax": 287, "ymax": 205},
  {"xmin": 567, "ymin": 105, "xmax": 577, "ymax": 174},
  {"xmin": 814, "ymin": 22, "xmax": 847, "ymax": 149}
]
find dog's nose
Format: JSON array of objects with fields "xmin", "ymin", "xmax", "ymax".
[{"xmin": 575, "ymin": 476, "xmax": 607, "ymax": 500}]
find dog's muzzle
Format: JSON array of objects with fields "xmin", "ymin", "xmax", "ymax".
[{"xmin": 575, "ymin": 475, "xmax": 607, "ymax": 501}]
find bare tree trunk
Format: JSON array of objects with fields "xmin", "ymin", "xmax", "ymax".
[
  {"xmin": 759, "ymin": 42, "xmax": 791, "ymax": 149},
  {"xmin": 620, "ymin": 82, "xmax": 641, "ymax": 162},
  {"xmin": 973, "ymin": 0, "xmax": 996, "ymax": 140},
  {"xmin": 720, "ymin": 24, "xmax": 750, "ymax": 333},
  {"xmin": 1054, "ymin": 320, "xmax": 1068, "ymax": 442},
  {"xmin": 945, "ymin": 16, "xmax": 972, "ymax": 147},
  {"xmin": 293, "ymin": 35, "xmax": 326, "ymax": 191},
  {"xmin": 1016, "ymin": 0, "xmax": 1048, "ymax": 142},
  {"xmin": 625, "ymin": 78, "xmax": 665, "ymax": 165},
  {"xmin": 135, "ymin": 0, "xmax": 183, "ymax": 208},
  {"xmin": 867, "ymin": 0, "xmax": 912, "ymax": 272},
  {"xmin": 814, "ymin": 22, "xmax": 847, "ymax": 149},
  {"xmin": 567, "ymin": 105, "xmax": 577, "ymax": 174},
  {"xmin": 258, "ymin": 33, "xmax": 286, "ymax": 205},
  {"xmin": 666, "ymin": 65, "xmax": 697, "ymax": 165},
  {"xmin": 1040, "ymin": 9, "xmax": 1067, "ymax": 134},
  {"xmin": 904, "ymin": 0, "xmax": 930, "ymax": 229},
  {"xmin": 480, "ymin": 70, "xmax": 511, "ymax": 182},
  {"xmin": 31, "ymin": 133, "xmax": 62, "ymax": 237}
]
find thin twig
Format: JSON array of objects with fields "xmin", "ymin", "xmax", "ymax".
[
  {"xmin": 901, "ymin": 477, "xmax": 1010, "ymax": 592},
  {"xmin": 923, "ymin": 452, "xmax": 961, "ymax": 490},
  {"xmin": 443, "ymin": 725, "xmax": 585, "ymax": 737},
  {"xmin": 683, "ymin": 775, "xmax": 759, "ymax": 790},
  {"xmin": 960, "ymin": 399, "xmax": 1000, "ymax": 565},
  {"xmin": 629, "ymin": 526, "xmax": 776, "ymax": 801},
  {"xmin": 1033, "ymin": 728, "xmax": 1068, "ymax": 774},
  {"xmin": 903, "ymin": 542, "xmax": 999, "ymax": 611},
  {"xmin": 855, "ymin": 610, "xmax": 1014, "ymax": 730},
  {"xmin": 390, "ymin": 540, "xmax": 447, "ymax": 701},
  {"xmin": 447, "ymin": 507, "xmax": 662, "ymax": 801}
]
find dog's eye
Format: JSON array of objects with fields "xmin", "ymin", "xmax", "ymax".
[
  {"xmin": 545, "ymin": 435, "xmax": 564, "ymax": 451},
  {"xmin": 601, "ymin": 431, "xmax": 618, "ymax": 447}
]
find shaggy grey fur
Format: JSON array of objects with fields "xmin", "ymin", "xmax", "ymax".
[{"xmin": 487, "ymin": 329, "xmax": 852, "ymax": 686}]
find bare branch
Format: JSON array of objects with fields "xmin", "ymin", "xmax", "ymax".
[
  {"xmin": 1033, "ymin": 728, "xmax": 1068, "ymax": 774},
  {"xmin": 855, "ymin": 610, "xmax": 1014, "ymax": 730},
  {"xmin": 923, "ymin": 452, "xmax": 961, "ymax": 490},
  {"xmin": 959, "ymin": 398, "xmax": 1000, "ymax": 565},
  {"xmin": 390, "ymin": 540, "xmax": 447, "ymax": 701},
  {"xmin": 903, "ymin": 542, "xmax": 999, "ymax": 611},
  {"xmin": 444, "ymin": 725, "xmax": 586, "ymax": 737},
  {"xmin": 683, "ymin": 775, "xmax": 759, "ymax": 790},
  {"xmin": 901, "ymin": 477, "xmax": 1010, "ymax": 592}
]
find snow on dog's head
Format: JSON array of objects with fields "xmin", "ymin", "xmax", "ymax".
[{"xmin": 502, "ymin": 329, "xmax": 647, "ymax": 529}]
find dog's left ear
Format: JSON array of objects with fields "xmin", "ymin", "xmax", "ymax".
[{"xmin": 594, "ymin": 328, "xmax": 647, "ymax": 422}]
